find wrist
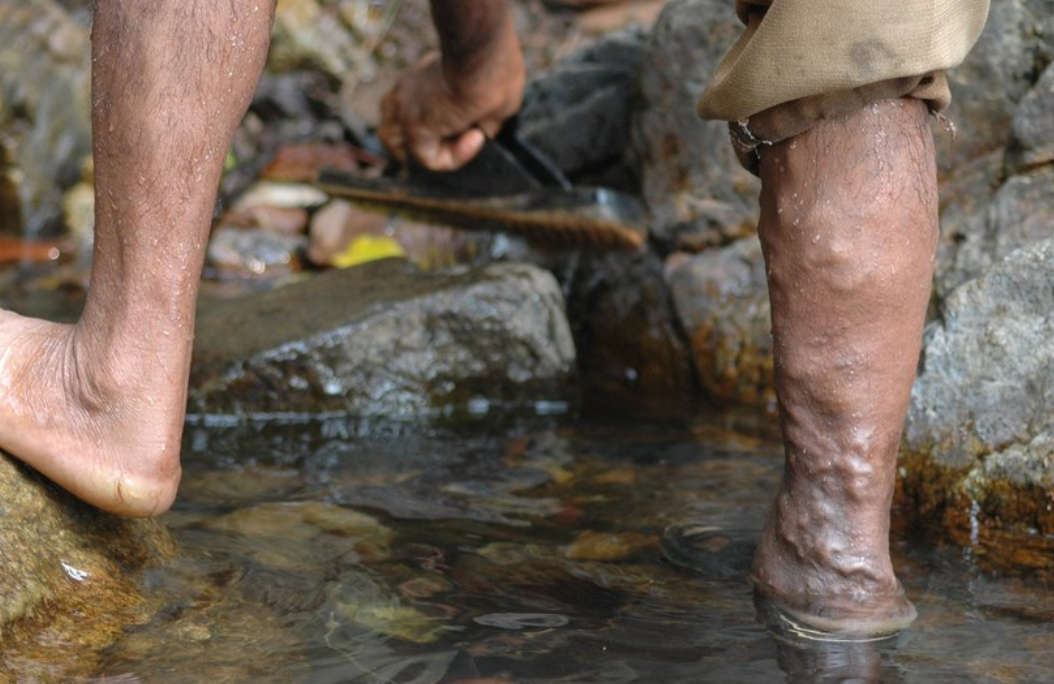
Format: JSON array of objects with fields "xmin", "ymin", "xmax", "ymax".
[{"xmin": 441, "ymin": 16, "xmax": 524, "ymax": 101}]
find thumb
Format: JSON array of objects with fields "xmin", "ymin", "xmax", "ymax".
[{"xmin": 447, "ymin": 127, "xmax": 487, "ymax": 170}]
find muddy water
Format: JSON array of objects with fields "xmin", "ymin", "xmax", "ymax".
[{"xmin": 67, "ymin": 411, "xmax": 1053, "ymax": 683}]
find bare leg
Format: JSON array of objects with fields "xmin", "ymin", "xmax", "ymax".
[
  {"xmin": 752, "ymin": 99, "xmax": 937, "ymax": 636},
  {"xmin": 0, "ymin": 0, "xmax": 274, "ymax": 516}
]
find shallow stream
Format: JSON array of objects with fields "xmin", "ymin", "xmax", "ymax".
[{"xmin": 73, "ymin": 410, "xmax": 1054, "ymax": 683}]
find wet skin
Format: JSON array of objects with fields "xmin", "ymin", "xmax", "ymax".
[
  {"xmin": 752, "ymin": 98, "xmax": 938, "ymax": 636},
  {"xmin": 0, "ymin": 0, "xmax": 520, "ymax": 517},
  {"xmin": 0, "ymin": 0, "xmax": 276, "ymax": 516}
]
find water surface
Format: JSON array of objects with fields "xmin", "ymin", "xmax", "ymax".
[{"xmin": 82, "ymin": 411, "xmax": 1054, "ymax": 683}]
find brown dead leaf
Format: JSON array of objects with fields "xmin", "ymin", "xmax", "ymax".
[{"xmin": 263, "ymin": 141, "xmax": 385, "ymax": 182}]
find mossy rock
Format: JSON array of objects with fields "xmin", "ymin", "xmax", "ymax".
[{"xmin": 0, "ymin": 452, "xmax": 174, "ymax": 682}]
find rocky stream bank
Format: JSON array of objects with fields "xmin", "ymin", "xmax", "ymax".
[{"xmin": 1, "ymin": 0, "xmax": 1053, "ymax": 669}]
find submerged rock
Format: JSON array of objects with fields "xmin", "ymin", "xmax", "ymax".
[
  {"xmin": 0, "ymin": 453, "xmax": 174, "ymax": 682},
  {"xmin": 189, "ymin": 259, "xmax": 576, "ymax": 417}
]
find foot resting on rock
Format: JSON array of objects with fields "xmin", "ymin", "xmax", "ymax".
[{"xmin": 0, "ymin": 311, "xmax": 184, "ymax": 517}]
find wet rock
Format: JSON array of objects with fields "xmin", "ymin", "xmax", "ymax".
[
  {"xmin": 291, "ymin": 428, "xmax": 566, "ymax": 526},
  {"xmin": 0, "ymin": 452, "xmax": 174, "ymax": 681},
  {"xmin": 327, "ymin": 572, "xmax": 448, "ymax": 644},
  {"xmin": 518, "ymin": 29, "xmax": 645, "ymax": 184},
  {"xmin": 556, "ymin": 249, "xmax": 697, "ymax": 411},
  {"xmin": 189, "ymin": 259, "xmax": 576, "ymax": 416},
  {"xmin": 940, "ymin": 0, "xmax": 1054, "ymax": 166},
  {"xmin": 933, "ymin": 165, "xmax": 1054, "ymax": 300},
  {"xmin": 903, "ymin": 237, "xmax": 1054, "ymax": 537},
  {"xmin": 0, "ymin": 0, "xmax": 91, "ymax": 236},
  {"xmin": 1006, "ymin": 61, "xmax": 1054, "ymax": 173},
  {"xmin": 204, "ymin": 501, "xmax": 393, "ymax": 570},
  {"xmin": 629, "ymin": 0, "xmax": 760, "ymax": 251},
  {"xmin": 665, "ymin": 237, "xmax": 774, "ymax": 410}
]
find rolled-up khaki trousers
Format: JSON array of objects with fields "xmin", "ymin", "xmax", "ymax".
[{"xmin": 698, "ymin": 0, "xmax": 990, "ymax": 169}]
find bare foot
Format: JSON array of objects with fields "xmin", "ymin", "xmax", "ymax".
[
  {"xmin": 0, "ymin": 0, "xmax": 280, "ymax": 517},
  {"xmin": 0, "ymin": 310, "xmax": 183, "ymax": 516}
]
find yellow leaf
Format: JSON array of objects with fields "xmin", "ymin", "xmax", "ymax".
[{"xmin": 333, "ymin": 234, "xmax": 406, "ymax": 268}]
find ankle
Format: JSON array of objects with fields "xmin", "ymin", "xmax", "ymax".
[
  {"xmin": 67, "ymin": 322, "xmax": 185, "ymax": 515},
  {"xmin": 754, "ymin": 488, "xmax": 899, "ymax": 596},
  {"xmin": 0, "ymin": 313, "xmax": 184, "ymax": 517}
]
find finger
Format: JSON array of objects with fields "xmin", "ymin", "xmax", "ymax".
[
  {"xmin": 411, "ymin": 128, "xmax": 485, "ymax": 172},
  {"xmin": 409, "ymin": 134, "xmax": 445, "ymax": 171},
  {"xmin": 448, "ymin": 128, "xmax": 487, "ymax": 169},
  {"xmin": 476, "ymin": 118, "xmax": 504, "ymax": 140}
]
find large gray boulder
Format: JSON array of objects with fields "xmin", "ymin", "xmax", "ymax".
[
  {"xmin": 1006, "ymin": 61, "xmax": 1054, "ymax": 173},
  {"xmin": 189, "ymin": 259, "xmax": 577, "ymax": 417},
  {"xmin": 519, "ymin": 29, "xmax": 645, "ymax": 184},
  {"xmin": 935, "ymin": 165, "xmax": 1054, "ymax": 300},
  {"xmin": 939, "ymin": 0, "xmax": 1054, "ymax": 166},
  {"xmin": 629, "ymin": 0, "xmax": 760, "ymax": 251},
  {"xmin": 904, "ymin": 238, "xmax": 1054, "ymax": 537}
]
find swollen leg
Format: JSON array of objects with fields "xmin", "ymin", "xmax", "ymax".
[
  {"xmin": 752, "ymin": 99, "xmax": 938, "ymax": 636},
  {"xmin": 0, "ymin": 0, "xmax": 275, "ymax": 516}
]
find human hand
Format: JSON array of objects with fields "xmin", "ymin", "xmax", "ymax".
[{"xmin": 378, "ymin": 39, "xmax": 525, "ymax": 171}]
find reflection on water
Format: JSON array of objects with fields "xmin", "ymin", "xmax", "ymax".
[{"xmin": 82, "ymin": 413, "xmax": 1054, "ymax": 683}]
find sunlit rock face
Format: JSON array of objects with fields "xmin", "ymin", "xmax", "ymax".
[
  {"xmin": 906, "ymin": 26, "xmax": 1054, "ymax": 542},
  {"xmin": 189, "ymin": 259, "xmax": 577, "ymax": 418},
  {"xmin": 902, "ymin": 239, "xmax": 1054, "ymax": 552}
]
